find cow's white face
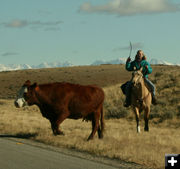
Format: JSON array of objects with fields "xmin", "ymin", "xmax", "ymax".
[{"xmin": 14, "ymin": 86, "xmax": 28, "ymax": 108}]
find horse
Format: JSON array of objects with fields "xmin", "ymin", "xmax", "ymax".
[{"xmin": 130, "ymin": 67, "xmax": 152, "ymax": 133}]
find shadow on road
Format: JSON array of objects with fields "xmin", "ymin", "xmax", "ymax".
[{"xmin": 0, "ymin": 133, "xmax": 38, "ymax": 139}]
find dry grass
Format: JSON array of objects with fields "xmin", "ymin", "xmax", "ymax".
[
  {"xmin": 103, "ymin": 84, "xmax": 131, "ymax": 119},
  {"xmin": 0, "ymin": 65, "xmax": 130, "ymax": 99},
  {"xmin": 150, "ymin": 65, "xmax": 180, "ymax": 122},
  {"xmin": 0, "ymin": 97, "xmax": 180, "ymax": 169},
  {"xmin": 0, "ymin": 64, "xmax": 180, "ymax": 168}
]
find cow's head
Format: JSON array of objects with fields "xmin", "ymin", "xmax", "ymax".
[{"xmin": 14, "ymin": 80, "xmax": 38, "ymax": 108}]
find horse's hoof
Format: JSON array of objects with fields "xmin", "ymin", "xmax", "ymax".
[
  {"xmin": 144, "ymin": 128, "xmax": 149, "ymax": 132},
  {"xmin": 87, "ymin": 136, "xmax": 93, "ymax": 141}
]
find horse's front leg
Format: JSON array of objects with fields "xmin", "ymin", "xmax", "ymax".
[{"xmin": 133, "ymin": 107, "xmax": 140, "ymax": 133}]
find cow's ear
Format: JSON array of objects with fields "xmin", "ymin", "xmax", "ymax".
[{"xmin": 24, "ymin": 80, "xmax": 31, "ymax": 87}]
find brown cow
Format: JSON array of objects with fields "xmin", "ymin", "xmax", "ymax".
[{"xmin": 14, "ymin": 80, "xmax": 105, "ymax": 140}]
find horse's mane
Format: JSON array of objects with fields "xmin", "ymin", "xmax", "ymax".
[{"xmin": 131, "ymin": 69, "xmax": 151, "ymax": 106}]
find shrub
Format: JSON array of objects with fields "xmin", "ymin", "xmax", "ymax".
[
  {"xmin": 150, "ymin": 105, "xmax": 162, "ymax": 119},
  {"xmin": 105, "ymin": 106, "xmax": 130, "ymax": 119},
  {"xmin": 177, "ymin": 106, "xmax": 180, "ymax": 118},
  {"xmin": 169, "ymin": 74, "xmax": 178, "ymax": 83},
  {"xmin": 154, "ymin": 72, "xmax": 163, "ymax": 78},
  {"xmin": 170, "ymin": 97, "xmax": 180, "ymax": 104}
]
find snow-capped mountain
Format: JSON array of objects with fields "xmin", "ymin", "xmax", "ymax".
[
  {"xmin": 0, "ymin": 62, "xmax": 73, "ymax": 72},
  {"xmin": 0, "ymin": 59, "xmax": 179, "ymax": 72},
  {"xmin": 92, "ymin": 58, "xmax": 179, "ymax": 66},
  {"xmin": 91, "ymin": 58, "xmax": 127, "ymax": 65},
  {"xmin": 31, "ymin": 61, "xmax": 73, "ymax": 69},
  {"xmin": 149, "ymin": 59, "xmax": 173, "ymax": 65},
  {"xmin": 0, "ymin": 64, "xmax": 32, "ymax": 71}
]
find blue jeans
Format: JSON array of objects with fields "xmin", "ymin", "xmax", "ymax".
[{"xmin": 144, "ymin": 78, "xmax": 155, "ymax": 96}]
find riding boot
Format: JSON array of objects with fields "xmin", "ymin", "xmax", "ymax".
[
  {"xmin": 124, "ymin": 89, "xmax": 131, "ymax": 107},
  {"xmin": 152, "ymin": 94, "xmax": 157, "ymax": 105}
]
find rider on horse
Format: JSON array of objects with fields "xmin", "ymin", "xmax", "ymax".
[{"xmin": 122, "ymin": 50, "xmax": 157, "ymax": 107}]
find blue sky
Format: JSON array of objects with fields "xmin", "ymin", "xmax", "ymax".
[{"xmin": 0, "ymin": 0, "xmax": 180, "ymax": 65}]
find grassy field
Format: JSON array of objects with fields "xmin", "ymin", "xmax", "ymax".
[
  {"xmin": 0, "ymin": 64, "xmax": 180, "ymax": 168},
  {"xmin": 0, "ymin": 64, "xmax": 129, "ymax": 99}
]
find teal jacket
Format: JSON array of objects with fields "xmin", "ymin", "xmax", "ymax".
[{"xmin": 126, "ymin": 60, "xmax": 152, "ymax": 78}]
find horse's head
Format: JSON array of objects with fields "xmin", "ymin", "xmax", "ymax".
[{"xmin": 131, "ymin": 67, "xmax": 144, "ymax": 87}]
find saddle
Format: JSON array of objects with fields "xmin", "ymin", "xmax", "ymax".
[{"xmin": 120, "ymin": 81, "xmax": 129, "ymax": 95}]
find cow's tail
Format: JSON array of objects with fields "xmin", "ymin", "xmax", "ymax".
[{"xmin": 99, "ymin": 104, "xmax": 105, "ymax": 138}]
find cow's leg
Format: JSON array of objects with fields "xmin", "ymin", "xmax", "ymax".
[
  {"xmin": 97, "ymin": 125, "xmax": 101, "ymax": 139},
  {"xmin": 87, "ymin": 112, "xmax": 100, "ymax": 141},
  {"xmin": 98, "ymin": 105, "xmax": 104, "ymax": 139},
  {"xmin": 144, "ymin": 107, "xmax": 150, "ymax": 132},
  {"xmin": 133, "ymin": 107, "xmax": 140, "ymax": 133},
  {"xmin": 51, "ymin": 121, "xmax": 64, "ymax": 136},
  {"xmin": 51, "ymin": 111, "xmax": 70, "ymax": 136},
  {"xmin": 87, "ymin": 118, "xmax": 95, "ymax": 141}
]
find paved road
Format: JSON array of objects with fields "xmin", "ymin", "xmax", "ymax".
[
  {"xmin": 0, "ymin": 137, "xmax": 119, "ymax": 169},
  {"xmin": 0, "ymin": 136, "xmax": 149, "ymax": 169}
]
